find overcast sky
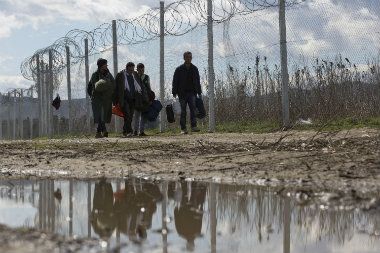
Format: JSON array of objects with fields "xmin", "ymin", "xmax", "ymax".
[{"xmin": 0, "ymin": 0, "xmax": 379, "ymax": 94}]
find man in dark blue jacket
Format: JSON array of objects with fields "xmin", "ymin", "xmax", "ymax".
[{"xmin": 172, "ymin": 51, "xmax": 202, "ymax": 134}]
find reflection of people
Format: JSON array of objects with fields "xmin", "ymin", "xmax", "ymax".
[
  {"xmin": 168, "ymin": 181, "xmax": 183, "ymax": 205},
  {"xmin": 114, "ymin": 178, "xmax": 162, "ymax": 242},
  {"xmin": 174, "ymin": 182, "xmax": 206, "ymax": 251},
  {"xmin": 91, "ymin": 178, "xmax": 116, "ymax": 239},
  {"xmin": 137, "ymin": 180, "xmax": 162, "ymax": 230}
]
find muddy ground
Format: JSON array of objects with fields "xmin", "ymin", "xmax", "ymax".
[
  {"xmin": 1, "ymin": 128, "xmax": 380, "ymax": 252},
  {"xmin": 1, "ymin": 128, "xmax": 379, "ymax": 193}
]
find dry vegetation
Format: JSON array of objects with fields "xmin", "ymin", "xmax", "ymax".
[{"xmin": 210, "ymin": 55, "xmax": 380, "ymax": 124}]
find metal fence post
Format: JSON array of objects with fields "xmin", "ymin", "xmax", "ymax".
[
  {"xmin": 19, "ymin": 89, "xmax": 24, "ymax": 139},
  {"xmin": 208, "ymin": 0, "xmax": 216, "ymax": 132},
  {"xmin": 159, "ymin": 1, "xmax": 166, "ymax": 132},
  {"xmin": 7, "ymin": 92, "xmax": 11, "ymax": 140},
  {"xmin": 29, "ymin": 115, "xmax": 33, "ymax": 139},
  {"xmin": 84, "ymin": 38, "xmax": 91, "ymax": 133},
  {"xmin": 112, "ymin": 20, "xmax": 120, "ymax": 133},
  {"xmin": 48, "ymin": 50, "xmax": 54, "ymax": 137},
  {"xmin": 0, "ymin": 93, "xmax": 2, "ymax": 140},
  {"xmin": 43, "ymin": 65, "xmax": 48, "ymax": 136},
  {"xmin": 13, "ymin": 90, "xmax": 16, "ymax": 140},
  {"xmin": 279, "ymin": 0, "xmax": 290, "ymax": 128},
  {"xmin": 36, "ymin": 57, "xmax": 42, "ymax": 137},
  {"xmin": 66, "ymin": 46, "xmax": 72, "ymax": 133}
]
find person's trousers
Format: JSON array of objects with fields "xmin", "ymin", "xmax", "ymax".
[
  {"xmin": 92, "ymin": 96, "xmax": 107, "ymax": 133},
  {"xmin": 133, "ymin": 110, "xmax": 146, "ymax": 133},
  {"xmin": 179, "ymin": 93, "xmax": 197, "ymax": 130},
  {"xmin": 96, "ymin": 104, "xmax": 106, "ymax": 133},
  {"xmin": 96, "ymin": 122, "xmax": 106, "ymax": 133},
  {"xmin": 123, "ymin": 99, "xmax": 135, "ymax": 134}
]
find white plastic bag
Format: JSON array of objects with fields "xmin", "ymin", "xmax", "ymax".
[{"xmin": 173, "ymin": 99, "xmax": 181, "ymax": 115}]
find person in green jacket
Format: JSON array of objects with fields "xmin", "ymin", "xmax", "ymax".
[{"xmin": 87, "ymin": 58, "xmax": 115, "ymax": 138}]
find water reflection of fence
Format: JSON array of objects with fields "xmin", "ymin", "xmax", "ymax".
[
  {"xmin": 0, "ymin": 180, "xmax": 379, "ymax": 252},
  {"xmin": 38, "ymin": 180, "xmax": 55, "ymax": 231}
]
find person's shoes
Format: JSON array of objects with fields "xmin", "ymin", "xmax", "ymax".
[
  {"xmin": 95, "ymin": 132, "xmax": 102, "ymax": 138},
  {"xmin": 122, "ymin": 132, "xmax": 131, "ymax": 138},
  {"xmin": 133, "ymin": 131, "xmax": 138, "ymax": 136},
  {"xmin": 103, "ymin": 132, "xmax": 109, "ymax": 138},
  {"xmin": 139, "ymin": 132, "xmax": 147, "ymax": 137},
  {"xmin": 191, "ymin": 127, "xmax": 200, "ymax": 132},
  {"xmin": 181, "ymin": 129, "xmax": 188, "ymax": 135}
]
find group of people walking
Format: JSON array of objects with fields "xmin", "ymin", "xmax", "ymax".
[{"xmin": 87, "ymin": 51, "xmax": 202, "ymax": 138}]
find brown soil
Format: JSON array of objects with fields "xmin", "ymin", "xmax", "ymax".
[{"xmin": 1, "ymin": 128, "xmax": 379, "ymax": 194}]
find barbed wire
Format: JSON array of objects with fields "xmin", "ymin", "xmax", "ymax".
[{"xmin": 20, "ymin": 0, "xmax": 303, "ymax": 88}]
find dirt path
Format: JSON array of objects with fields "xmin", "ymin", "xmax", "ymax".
[{"xmin": 1, "ymin": 128, "xmax": 379, "ymax": 194}]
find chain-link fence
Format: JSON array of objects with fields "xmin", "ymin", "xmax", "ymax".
[{"xmin": 1, "ymin": 0, "xmax": 379, "ymax": 140}]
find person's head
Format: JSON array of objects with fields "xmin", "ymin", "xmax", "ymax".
[
  {"xmin": 137, "ymin": 63, "xmax": 145, "ymax": 75},
  {"xmin": 183, "ymin": 51, "xmax": 192, "ymax": 65},
  {"xmin": 97, "ymin": 58, "xmax": 108, "ymax": 74},
  {"xmin": 126, "ymin": 62, "xmax": 135, "ymax": 74}
]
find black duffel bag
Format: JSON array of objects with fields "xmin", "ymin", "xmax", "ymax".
[
  {"xmin": 166, "ymin": 104, "xmax": 175, "ymax": 123},
  {"xmin": 142, "ymin": 100, "xmax": 162, "ymax": 122},
  {"xmin": 195, "ymin": 96, "xmax": 206, "ymax": 119}
]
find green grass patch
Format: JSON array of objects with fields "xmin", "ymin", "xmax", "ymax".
[
  {"xmin": 26, "ymin": 117, "xmax": 380, "ymax": 141},
  {"xmin": 143, "ymin": 117, "xmax": 380, "ymax": 135},
  {"xmin": 215, "ymin": 121, "xmax": 280, "ymax": 133},
  {"xmin": 144, "ymin": 121, "xmax": 280, "ymax": 135}
]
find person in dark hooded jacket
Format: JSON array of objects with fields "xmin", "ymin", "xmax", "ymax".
[{"xmin": 87, "ymin": 58, "xmax": 115, "ymax": 138}]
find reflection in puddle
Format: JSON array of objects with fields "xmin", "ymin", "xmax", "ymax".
[{"xmin": 0, "ymin": 178, "xmax": 379, "ymax": 253}]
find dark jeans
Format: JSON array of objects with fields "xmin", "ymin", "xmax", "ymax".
[
  {"xmin": 97, "ymin": 122, "xmax": 106, "ymax": 133},
  {"xmin": 123, "ymin": 98, "xmax": 135, "ymax": 134},
  {"xmin": 179, "ymin": 93, "xmax": 197, "ymax": 130}
]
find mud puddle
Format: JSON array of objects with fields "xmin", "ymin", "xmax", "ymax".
[{"xmin": 0, "ymin": 177, "xmax": 380, "ymax": 253}]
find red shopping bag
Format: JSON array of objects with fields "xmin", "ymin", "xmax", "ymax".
[{"xmin": 112, "ymin": 104, "xmax": 124, "ymax": 118}]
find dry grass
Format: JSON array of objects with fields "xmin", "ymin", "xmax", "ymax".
[{"xmin": 206, "ymin": 55, "xmax": 380, "ymax": 124}]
